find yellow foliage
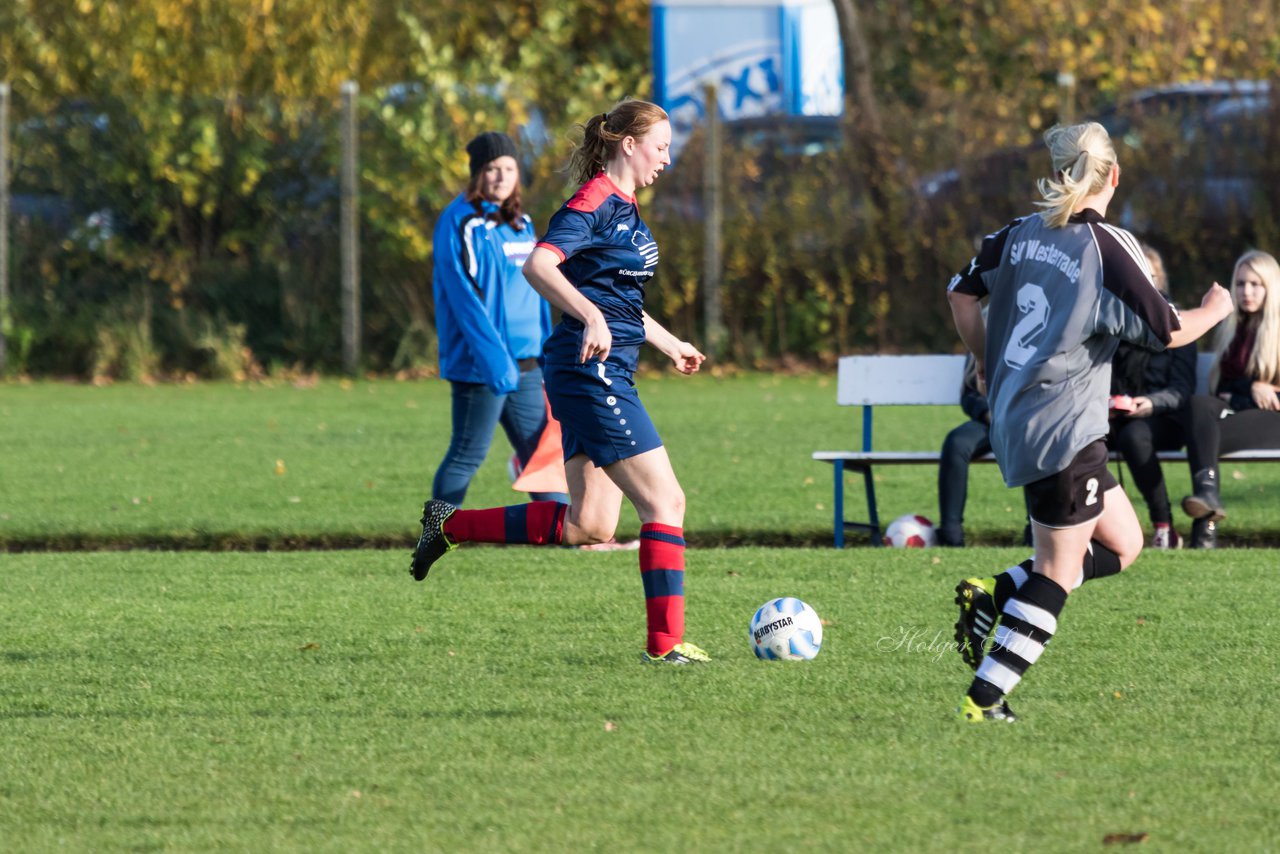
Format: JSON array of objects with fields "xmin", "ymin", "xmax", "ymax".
[{"xmin": 3, "ymin": 0, "xmax": 1278, "ymax": 369}]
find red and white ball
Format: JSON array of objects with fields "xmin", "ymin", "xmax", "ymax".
[{"xmin": 883, "ymin": 514, "xmax": 937, "ymax": 548}]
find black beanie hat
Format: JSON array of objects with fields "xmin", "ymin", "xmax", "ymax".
[{"xmin": 466, "ymin": 132, "xmax": 519, "ymax": 177}]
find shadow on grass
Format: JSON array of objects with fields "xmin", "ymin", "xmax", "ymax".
[{"xmin": 5, "ymin": 526, "xmax": 1280, "ymax": 551}]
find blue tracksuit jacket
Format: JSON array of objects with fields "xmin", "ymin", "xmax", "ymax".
[{"xmin": 432, "ymin": 194, "xmax": 552, "ymax": 393}]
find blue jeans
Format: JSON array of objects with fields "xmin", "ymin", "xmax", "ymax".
[{"xmin": 432, "ymin": 367, "xmax": 570, "ymax": 507}]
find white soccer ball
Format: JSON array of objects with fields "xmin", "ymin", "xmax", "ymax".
[
  {"xmin": 883, "ymin": 514, "xmax": 938, "ymax": 548},
  {"xmin": 749, "ymin": 597, "xmax": 824, "ymax": 661}
]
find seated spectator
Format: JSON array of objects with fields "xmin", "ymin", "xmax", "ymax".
[
  {"xmin": 938, "ymin": 355, "xmax": 1030, "ymax": 547},
  {"xmin": 1180, "ymin": 249, "xmax": 1280, "ymax": 548},
  {"xmin": 1106, "ymin": 244, "xmax": 1196, "ymax": 549}
]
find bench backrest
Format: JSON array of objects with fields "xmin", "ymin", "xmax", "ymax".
[
  {"xmin": 837, "ymin": 355, "xmax": 966, "ymax": 406},
  {"xmin": 1194, "ymin": 351, "xmax": 1214, "ymax": 397},
  {"xmin": 837, "ymin": 351, "xmax": 1218, "ymax": 453},
  {"xmin": 838, "ymin": 352, "xmax": 1218, "ymax": 407}
]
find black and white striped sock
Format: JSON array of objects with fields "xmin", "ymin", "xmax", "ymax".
[
  {"xmin": 991, "ymin": 540, "xmax": 1121, "ymax": 610},
  {"xmin": 968, "ymin": 573, "xmax": 1069, "ymax": 707},
  {"xmin": 993, "ymin": 557, "xmax": 1035, "ymax": 610}
]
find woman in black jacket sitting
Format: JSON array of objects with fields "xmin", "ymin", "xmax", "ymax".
[
  {"xmin": 1107, "ymin": 246, "xmax": 1197, "ymax": 548},
  {"xmin": 937, "ymin": 354, "xmax": 1032, "ymax": 547}
]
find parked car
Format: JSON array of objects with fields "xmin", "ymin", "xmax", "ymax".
[
  {"xmin": 917, "ymin": 80, "xmax": 1273, "ymax": 236},
  {"xmin": 7, "ymin": 101, "xmax": 114, "ymax": 243}
]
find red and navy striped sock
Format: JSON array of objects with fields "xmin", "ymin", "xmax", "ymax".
[
  {"xmin": 442, "ymin": 501, "xmax": 567, "ymax": 545},
  {"xmin": 639, "ymin": 522, "xmax": 686, "ymax": 656}
]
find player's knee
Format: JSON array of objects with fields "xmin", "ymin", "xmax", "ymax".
[
  {"xmin": 578, "ymin": 526, "xmax": 614, "ymax": 546},
  {"xmin": 1118, "ymin": 538, "xmax": 1143, "ymax": 570},
  {"xmin": 1107, "ymin": 528, "xmax": 1144, "ymax": 571},
  {"xmin": 631, "ymin": 502, "xmax": 685, "ymax": 529},
  {"xmin": 646, "ymin": 488, "xmax": 685, "ymax": 528},
  {"xmin": 564, "ymin": 514, "xmax": 617, "ymax": 546}
]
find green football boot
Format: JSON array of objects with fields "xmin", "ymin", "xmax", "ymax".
[
  {"xmin": 642, "ymin": 642, "xmax": 712, "ymax": 664},
  {"xmin": 954, "ymin": 576, "xmax": 998, "ymax": 670},
  {"xmin": 957, "ymin": 695, "xmax": 1018, "ymax": 723}
]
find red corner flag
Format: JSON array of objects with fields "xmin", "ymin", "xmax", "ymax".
[{"xmin": 512, "ymin": 394, "xmax": 568, "ymax": 495}]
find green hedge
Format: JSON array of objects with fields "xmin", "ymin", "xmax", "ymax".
[{"xmin": 7, "ymin": 89, "xmax": 1277, "ymax": 378}]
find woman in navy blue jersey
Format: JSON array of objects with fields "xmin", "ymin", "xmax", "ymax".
[{"xmin": 410, "ymin": 100, "xmax": 711, "ymax": 665}]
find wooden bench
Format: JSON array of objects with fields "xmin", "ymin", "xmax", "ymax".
[{"xmin": 813, "ymin": 353, "xmax": 1280, "ymax": 547}]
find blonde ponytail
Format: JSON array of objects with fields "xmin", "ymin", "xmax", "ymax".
[{"xmin": 1035, "ymin": 122, "xmax": 1117, "ymax": 228}]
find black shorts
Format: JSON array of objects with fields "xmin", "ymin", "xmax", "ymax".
[{"xmin": 1023, "ymin": 440, "xmax": 1118, "ymax": 528}]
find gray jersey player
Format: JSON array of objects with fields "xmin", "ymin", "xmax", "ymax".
[{"xmin": 946, "ymin": 121, "xmax": 1233, "ymax": 723}]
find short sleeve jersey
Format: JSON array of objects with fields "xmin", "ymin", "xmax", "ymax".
[
  {"xmin": 536, "ymin": 173, "xmax": 659, "ymax": 373},
  {"xmin": 947, "ymin": 209, "xmax": 1181, "ymax": 487}
]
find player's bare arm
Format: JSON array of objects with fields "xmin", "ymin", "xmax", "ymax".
[
  {"xmin": 947, "ymin": 290, "xmax": 987, "ymax": 390},
  {"xmin": 524, "ymin": 246, "xmax": 612, "ymax": 364},
  {"xmin": 1166, "ymin": 282, "xmax": 1233, "ymax": 349},
  {"xmin": 642, "ymin": 311, "xmax": 704, "ymax": 375}
]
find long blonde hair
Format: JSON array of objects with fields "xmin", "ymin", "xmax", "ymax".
[
  {"xmin": 1212, "ymin": 249, "xmax": 1280, "ymax": 388},
  {"xmin": 1035, "ymin": 122, "xmax": 1118, "ymax": 228},
  {"xmin": 567, "ymin": 99, "xmax": 669, "ymax": 186},
  {"xmin": 1142, "ymin": 243, "xmax": 1167, "ymax": 294}
]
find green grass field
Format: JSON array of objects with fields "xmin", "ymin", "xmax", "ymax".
[
  {"xmin": 1, "ymin": 375, "xmax": 1278, "ymax": 850},
  {"xmin": 1, "ymin": 547, "xmax": 1276, "ymax": 851},
  {"xmin": 3, "ymin": 374, "xmax": 1280, "ymax": 548}
]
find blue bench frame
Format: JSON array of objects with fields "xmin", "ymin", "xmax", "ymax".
[{"xmin": 813, "ymin": 353, "xmax": 1278, "ymax": 548}]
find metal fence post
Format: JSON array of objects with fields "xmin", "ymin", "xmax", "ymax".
[
  {"xmin": 340, "ymin": 80, "xmax": 361, "ymax": 376},
  {"xmin": 0, "ymin": 82, "xmax": 10, "ymax": 375},
  {"xmin": 701, "ymin": 82, "xmax": 725, "ymax": 360}
]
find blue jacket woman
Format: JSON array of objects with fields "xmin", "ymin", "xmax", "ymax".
[
  {"xmin": 433, "ymin": 195, "xmax": 550, "ymax": 393},
  {"xmin": 430, "ymin": 132, "xmax": 564, "ymax": 506}
]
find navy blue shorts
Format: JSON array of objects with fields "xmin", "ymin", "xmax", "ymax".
[{"xmin": 542, "ymin": 360, "xmax": 663, "ymax": 467}]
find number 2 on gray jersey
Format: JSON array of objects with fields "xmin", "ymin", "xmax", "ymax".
[{"xmin": 1003, "ymin": 282, "xmax": 1050, "ymax": 369}]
